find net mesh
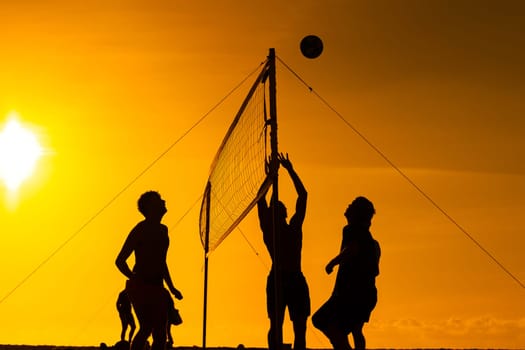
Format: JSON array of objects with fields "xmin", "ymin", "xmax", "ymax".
[{"xmin": 199, "ymin": 61, "xmax": 272, "ymax": 252}]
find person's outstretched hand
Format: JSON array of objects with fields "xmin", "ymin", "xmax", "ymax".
[
  {"xmin": 325, "ymin": 261, "xmax": 335, "ymax": 275},
  {"xmin": 277, "ymin": 152, "xmax": 292, "ymax": 170},
  {"xmin": 171, "ymin": 287, "xmax": 183, "ymax": 300}
]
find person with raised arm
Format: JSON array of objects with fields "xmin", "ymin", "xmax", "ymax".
[{"xmin": 257, "ymin": 153, "xmax": 310, "ymax": 350}]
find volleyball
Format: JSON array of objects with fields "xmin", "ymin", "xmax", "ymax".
[{"xmin": 300, "ymin": 35, "xmax": 323, "ymax": 59}]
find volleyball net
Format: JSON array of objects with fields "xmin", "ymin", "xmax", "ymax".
[{"xmin": 199, "ymin": 59, "xmax": 273, "ymax": 253}]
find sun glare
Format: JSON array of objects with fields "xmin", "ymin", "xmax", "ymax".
[{"xmin": 0, "ymin": 115, "xmax": 43, "ymax": 192}]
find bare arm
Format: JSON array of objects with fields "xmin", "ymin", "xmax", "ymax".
[
  {"xmin": 257, "ymin": 189, "xmax": 269, "ymax": 230},
  {"xmin": 162, "ymin": 226, "xmax": 183, "ymax": 300},
  {"xmin": 115, "ymin": 229, "xmax": 137, "ymax": 280},
  {"xmin": 163, "ymin": 262, "xmax": 183, "ymax": 300},
  {"xmin": 325, "ymin": 247, "xmax": 347, "ymax": 274},
  {"xmin": 325, "ymin": 242, "xmax": 358, "ymax": 274},
  {"xmin": 279, "ymin": 153, "xmax": 307, "ymax": 224}
]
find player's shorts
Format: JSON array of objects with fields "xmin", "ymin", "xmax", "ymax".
[
  {"xmin": 126, "ymin": 279, "xmax": 169, "ymax": 329},
  {"xmin": 266, "ymin": 270, "xmax": 311, "ymax": 322},
  {"xmin": 312, "ymin": 287, "xmax": 377, "ymax": 334}
]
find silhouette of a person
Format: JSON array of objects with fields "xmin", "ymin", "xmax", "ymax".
[
  {"xmin": 313, "ymin": 196, "xmax": 381, "ymax": 350},
  {"xmin": 117, "ymin": 289, "xmax": 136, "ymax": 343},
  {"xmin": 116, "ymin": 191, "xmax": 183, "ymax": 350},
  {"xmin": 166, "ymin": 292, "xmax": 182, "ymax": 348},
  {"xmin": 257, "ymin": 153, "xmax": 310, "ymax": 350}
]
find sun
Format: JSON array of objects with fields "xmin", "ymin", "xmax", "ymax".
[{"xmin": 0, "ymin": 114, "xmax": 43, "ymax": 192}]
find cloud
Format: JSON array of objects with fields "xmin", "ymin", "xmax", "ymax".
[{"xmin": 371, "ymin": 316, "xmax": 525, "ymax": 348}]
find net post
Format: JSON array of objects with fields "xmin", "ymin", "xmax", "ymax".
[
  {"xmin": 268, "ymin": 47, "xmax": 283, "ymax": 350},
  {"xmin": 202, "ymin": 182, "xmax": 211, "ymax": 350}
]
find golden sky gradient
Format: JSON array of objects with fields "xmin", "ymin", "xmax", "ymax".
[{"xmin": 0, "ymin": 1, "xmax": 524, "ymax": 349}]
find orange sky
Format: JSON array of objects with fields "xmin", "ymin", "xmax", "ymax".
[{"xmin": 0, "ymin": 1, "xmax": 524, "ymax": 349}]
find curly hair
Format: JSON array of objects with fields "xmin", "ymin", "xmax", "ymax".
[
  {"xmin": 345, "ymin": 196, "xmax": 375, "ymax": 223},
  {"xmin": 137, "ymin": 191, "xmax": 161, "ymax": 216}
]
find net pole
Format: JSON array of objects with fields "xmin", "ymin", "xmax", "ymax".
[
  {"xmin": 268, "ymin": 47, "xmax": 283, "ymax": 350},
  {"xmin": 202, "ymin": 182, "xmax": 211, "ymax": 350}
]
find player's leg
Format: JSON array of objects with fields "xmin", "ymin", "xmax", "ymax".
[
  {"xmin": 289, "ymin": 273, "xmax": 310, "ymax": 350},
  {"xmin": 167, "ymin": 324, "xmax": 174, "ymax": 348},
  {"xmin": 127, "ymin": 282, "xmax": 153, "ymax": 350},
  {"xmin": 119, "ymin": 314, "xmax": 127, "ymax": 341},
  {"xmin": 151, "ymin": 290, "xmax": 169, "ymax": 350},
  {"xmin": 350, "ymin": 323, "xmax": 365, "ymax": 350},
  {"xmin": 129, "ymin": 316, "xmax": 137, "ymax": 343},
  {"xmin": 292, "ymin": 317, "xmax": 307, "ymax": 350},
  {"xmin": 267, "ymin": 273, "xmax": 285, "ymax": 350},
  {"xmin": 131, "ymin": 321, "xmax": 152, "ymax": 350},
  {"xmin": 268, "ymin": 304, "xmax": 286, "ymax": 350},
  {"xmin": 151, "ymin": 322, "xmax": 168, "ymax": 350},
  {"xmin": 326, "ymin": 326, "xmax": 352, "ymax": 350},
  {"xmin": 313, "ymin": 297, "xmax": 351, "ymax": 350}
]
